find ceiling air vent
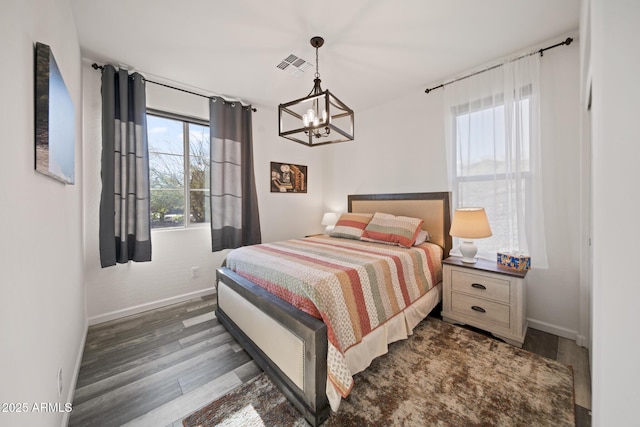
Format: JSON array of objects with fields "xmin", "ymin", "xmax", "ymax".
[{"xmin": 276, "ymin": 54, "xmax": 312, "ymax": 77}]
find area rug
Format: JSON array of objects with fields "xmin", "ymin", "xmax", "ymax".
[{"xmin": 183, "ymin": 318, "xmax": 575, "ymax": 426}]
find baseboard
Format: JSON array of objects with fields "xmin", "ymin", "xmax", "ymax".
[
  {"xmin": 527, "ymin": 318, "xmax": 579, "ymax": 341},
  {"xmin": 575, "ymin": 334, "xmax": 589, "ymax": 348},
  {"xmin": 88, "ymin": 287, "xmax": 216, "ymax": 326},
  {"xmin": 61, "ymin": 317, "xmax": 88, "ymax": 427}
]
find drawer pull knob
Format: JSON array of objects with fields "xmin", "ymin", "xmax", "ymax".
[
  {"xmin": 471, "ymin": 283, "xmax": 486, "ymax": 290},
  {"xmin": 471, "ymin": 305, "xmax": 486, "ymax": 313}
]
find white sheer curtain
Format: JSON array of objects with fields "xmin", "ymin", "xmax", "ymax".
[{"xmin": 444, "ymin": 54, "xmax": 548, "ymax": 268}]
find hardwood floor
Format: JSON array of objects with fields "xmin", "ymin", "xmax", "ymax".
[
  {"xmin": 69, "ymin": 294, "xmax": 261, "ymax": 427},
  {"xmin": 70, "ymin": 295, "xmax": 591, "ymax": 426}
]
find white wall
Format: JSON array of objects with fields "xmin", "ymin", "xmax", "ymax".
[
  {"xmin": 82, "ymin": 67, "xmax": 324, "ymax": 322},
  {"xmin": 528, "ymin": 42, "xmax": 582, "ymax": 338},
  {"xmin": 323, "ymin": 40, "xmax": 583, "ymax": 339},
  {"xmin": 590, "ymin": 0, "xmax": 640, "ymax": 425},
  {"xmin": 322, "ymin": 87, "xmax": 449, "ymax": 212},
  {"xmin": 0, "ymin": 1, "xmax": 85, "ymax": 426},
  {"xmin": 252, "ymin": 107, "xmax": 326, "ymax": 243}
]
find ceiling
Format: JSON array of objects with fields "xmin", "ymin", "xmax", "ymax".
[{"xmin": 71, "ymin": 0, "xmax": 580, "ymax": 111}]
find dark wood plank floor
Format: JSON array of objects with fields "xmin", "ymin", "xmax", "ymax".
[
  {"xmin": 69, "ymin": 294, "xmax": 261, "ymax": 427},
  {"xmin": 70, "ymin": 295, "xmax": 591, "ymax": 426}
]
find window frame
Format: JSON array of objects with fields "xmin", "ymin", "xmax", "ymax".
[
  {"xmin": 147, "ymin": 108, "xmax": 210, "ymax": 230},
  {"xmin": 450, "ymin": 93, "xmax": 533, "ymax": 257}
]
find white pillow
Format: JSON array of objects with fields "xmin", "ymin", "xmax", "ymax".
[{"xmin": 413, "ymin": 229, "xmax": 431, "ymax": 246}]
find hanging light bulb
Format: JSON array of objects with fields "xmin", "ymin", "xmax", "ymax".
[{"xmin": 303, "ymin": 108, "xmax": 315, "ymax": 128}]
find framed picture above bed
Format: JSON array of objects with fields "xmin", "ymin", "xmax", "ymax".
[
  {"xmin": 34, "ymin": 42, "xmax": 75, "ymax": 185},
  {"xmin": 270, "ymin": 161, "xmax": 307, "ymax": 193}
]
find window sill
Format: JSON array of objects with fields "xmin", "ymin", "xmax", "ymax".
[{"xmin": 151, "ymin": 223, "xmax": 209, "ymax": 233}]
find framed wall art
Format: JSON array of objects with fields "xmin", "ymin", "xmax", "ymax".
[
  {"xmin": 34, "ymin": 42, "xmax": 75, "ymax": 184},
  {"xmin": 270, "ymin": 162, "xmax": 307, "ymax": 193}
]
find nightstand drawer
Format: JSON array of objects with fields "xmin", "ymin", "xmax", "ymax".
[
  {"xmin": 451, "ymin": 270, "xmax": 510, "ymax": 303},
  {"xmin": 451, "ymin": 292, "xmax": 510, "ymax": 327}
]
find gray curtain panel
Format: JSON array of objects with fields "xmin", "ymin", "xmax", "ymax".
[
  {"xmin": 99, "ymin": 65, "xmax": 152, "ymax": 267},
  {"xmin": 209, "ymin": 97, "xmax": 261, "ymax": 251}
]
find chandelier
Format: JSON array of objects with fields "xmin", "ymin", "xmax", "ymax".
[{"xmin": 278, "ymin": 36, "xmax": 354, "ymax": 147}]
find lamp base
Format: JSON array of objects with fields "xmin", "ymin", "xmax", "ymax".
[
  {"xmin": 324, "ymin": 225, "xmax": 335, "ymax": 234},
  {"xmin": 459, "ymin": 240, "xmax": 478, "ymax": 264}
]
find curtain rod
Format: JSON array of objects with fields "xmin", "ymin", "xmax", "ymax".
[
  {"xmin": 424, "ymin": 37, "xmax": 573, "ymax": 94},
  {"xmin": 91, "ymin": 63, "xmax": 257, "ymax": 112}
]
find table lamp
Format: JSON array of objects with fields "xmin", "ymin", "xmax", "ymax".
[
  {"xmin": 449, "ymin": 207, "xmax": 492, "ymax": 263},
  {"xmin": 321, "ymin": 212, "xmax": 338, "ymax": 234}
]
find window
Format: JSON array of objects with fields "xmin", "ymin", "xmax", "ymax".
[
  {"xmin": 451, "ymin": 95, "xmax": 533, "ymax": 257},
  {"xmin": 147, "ymin": 110, "xmax": 210, "ymax": 229},
  {"xmin": 445, "ymin": 56, "xmax": 546, "ymax": 266}
]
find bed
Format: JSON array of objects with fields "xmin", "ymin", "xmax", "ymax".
[{"xmin": 215, "ymin": 192, "xmax": 452, "ymax": 426}]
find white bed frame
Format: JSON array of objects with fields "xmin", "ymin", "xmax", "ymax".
[{"xmin": 216, "ymin": 192, "xmax": 452, "ymax": 426}]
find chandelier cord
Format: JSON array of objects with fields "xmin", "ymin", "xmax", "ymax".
[
  {"xmin": 307, "ymin": 45, "xmax": 323, "ymax": 97},
  {"xmin": 315, "ymin": 45, "xmax": 320, "ymax": 79}
]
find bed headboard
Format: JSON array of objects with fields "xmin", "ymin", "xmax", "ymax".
[{"xmin": 348, "ymin": 192, "xmax": 452, "ymax": 258}]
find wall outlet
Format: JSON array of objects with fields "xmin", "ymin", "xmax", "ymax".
[
  {"xmin": 57, "ymin": 367, "xmax": 63, "ymax": 399},
  {"xmin": 191, "ymin": 267, "xmax": 200, "ymax": 278}
]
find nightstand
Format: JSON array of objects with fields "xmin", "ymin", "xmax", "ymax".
[{"xmin": 441, "ymin": 256, "xmax": 528, "ymax": 347}]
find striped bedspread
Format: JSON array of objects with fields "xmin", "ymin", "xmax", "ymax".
[{"xmin": 224, "ymin": 235, "xmax": 443, "ymax": 397}]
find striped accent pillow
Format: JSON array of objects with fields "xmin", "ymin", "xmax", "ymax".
[
  {"xmin": 361, "ymin": 212, "xmax": 424, "ymax": 248},
  {"xmin": 330, "ymin": 213, "xmax": 374, "ymax": 240}
]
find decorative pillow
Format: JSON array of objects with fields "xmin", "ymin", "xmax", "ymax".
[
  {"xmin": 361, "ymin": 212, "xmax": 424, "ymax": 248},
  {"xmin": 413, "ymin": 229, "xmax": 431, "ymax": 246},
  {"xmin": 329, "ymin": 213, "xmax": 374, "ymax": 240}
]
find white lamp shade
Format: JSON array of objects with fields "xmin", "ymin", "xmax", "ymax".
[
  {"xmin": 321, "ymin": 212, "xmax": 338, "ymax": 226},
  {"xmin": 449, "ymin": 208, "xmax": 492, "ymax": 239},
  {"xmin": 321, "ymin": 212, "xmax": 338, "ymax": 234}
]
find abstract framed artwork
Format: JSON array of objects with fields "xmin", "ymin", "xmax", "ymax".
[
  {"xmin": 34, "ymin": 42, "xmax": 75, "ymax": 184},
  {"xmin": 270, "ymin": 162, "xmax": 307, "ymax": 193}
]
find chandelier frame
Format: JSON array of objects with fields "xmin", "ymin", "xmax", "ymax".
[{"xmin": 278, "ymin": 36, "xmax": 355, "ymax": 147}]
